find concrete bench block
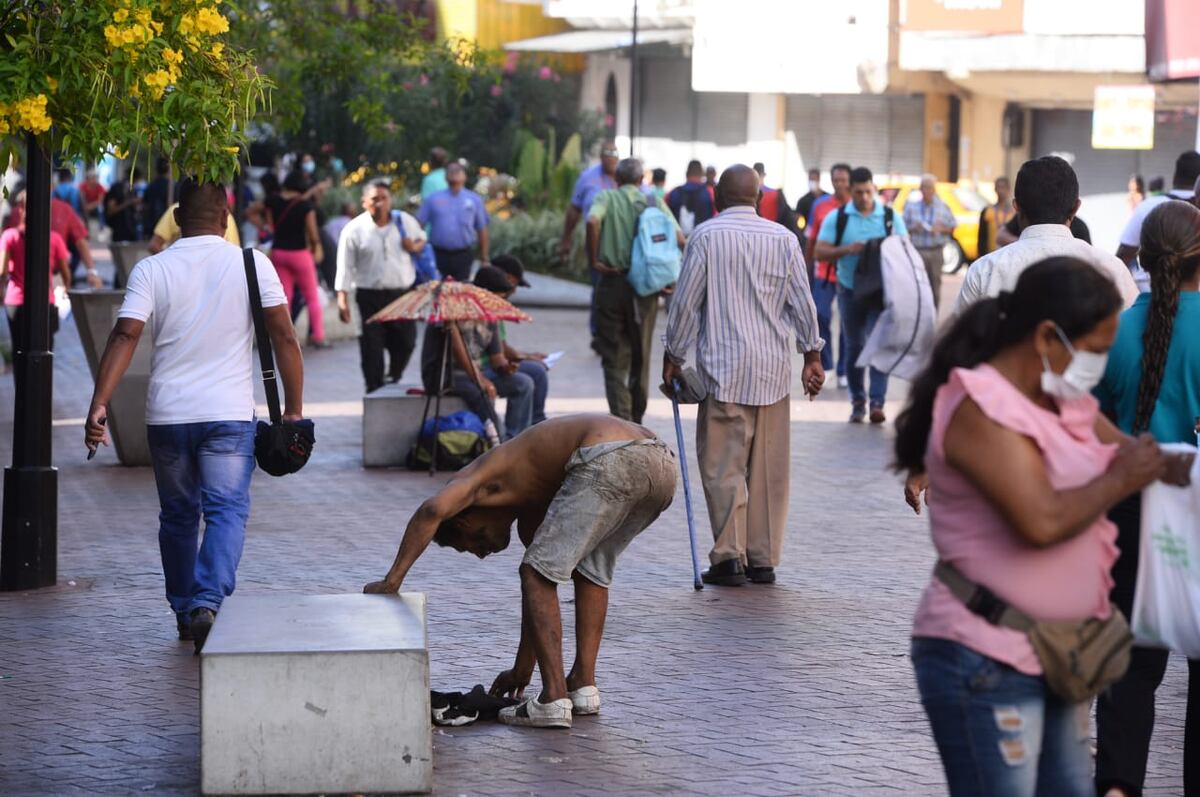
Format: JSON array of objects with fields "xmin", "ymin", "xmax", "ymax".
[
  {"xmin": 362, "ymin": 383, "xmax": 469, "ymax": 467},
  {"xmin": 200, "ymin": 593, "xmax": 432, "ymax": 795}
]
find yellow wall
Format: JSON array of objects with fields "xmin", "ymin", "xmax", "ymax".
[
  {"xmin": 924, "ymin": 93, "xmax": 952, "ymax": 181},
  {"xmin": 437, "ymin": 0, "xmax": 584, "ymax": 72}
]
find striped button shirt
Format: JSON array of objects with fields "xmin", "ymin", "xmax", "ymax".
[{"xmin": 663, "ymin": 205, "xmax": 824, "ymax": 406}]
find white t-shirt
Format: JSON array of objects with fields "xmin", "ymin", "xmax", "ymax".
[
  {"xmin": 118, "ymin": 235, "xmax": 287, "ymax": 425},
  {"xmin": 1119, "ymin": 190, "xmax": 1195, "ymax": 247}
]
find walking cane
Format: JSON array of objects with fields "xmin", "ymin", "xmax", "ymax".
[{"xmin": 671, "ymin": 380, "xmax": 703, "ymax": 591}]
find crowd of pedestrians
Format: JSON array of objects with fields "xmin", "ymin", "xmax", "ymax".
[{"xmin": 4, "ymin": 131, "xmax": 1199, "ymax": 793}]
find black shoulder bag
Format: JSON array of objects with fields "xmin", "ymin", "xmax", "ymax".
[{"xmin": 243, "ymin": 248, "xmax": 315, "ymax": 476}]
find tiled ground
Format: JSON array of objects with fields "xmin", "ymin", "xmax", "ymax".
[{"xmin": 0, "ymin": 267, "xmax": 1191, "ymax": 795}]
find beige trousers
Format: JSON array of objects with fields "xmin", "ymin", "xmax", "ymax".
[{"xmin": 695, "ymin": 396, "xmax": 790, "ymax": 568}]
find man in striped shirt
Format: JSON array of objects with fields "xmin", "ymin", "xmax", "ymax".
[{"xmin": 662, "ymin": 165, "xmax": 825, "ymax": 587}]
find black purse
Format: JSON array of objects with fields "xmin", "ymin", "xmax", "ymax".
[{"xmin": 243, "ymin": 248, "xmax": 315, "ymax": 476}]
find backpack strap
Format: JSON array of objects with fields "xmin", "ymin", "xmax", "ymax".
[
  {"xmin": 884, "ymin": 205, "xmax": 894, "ymax": 237},
  {"xmin": 243, "ymin": 248, "xmax": 282, "ymax": 424},
  {"xmin": 834, "ymin": 206, "xmax": 849, "ymax": 247}
]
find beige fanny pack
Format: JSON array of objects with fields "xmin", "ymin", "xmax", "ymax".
[{"xmin": 935, "ymin": 561, "xmax": 1133, "ymax": 703}]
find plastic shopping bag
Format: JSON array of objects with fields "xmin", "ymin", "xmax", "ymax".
[{"xmin": 1131, "ymin": 443, "xmax": 1200, "ymax": 657}]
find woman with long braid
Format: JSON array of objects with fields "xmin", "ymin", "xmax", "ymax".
[{"xmin": 1094, "ymin": 199, "xmax": 1200, "ymax": 797}]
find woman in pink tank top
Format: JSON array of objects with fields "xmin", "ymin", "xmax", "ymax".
[{"xmin": 893, "ymin": 257, "xmax": 1177, "ymax": 796}]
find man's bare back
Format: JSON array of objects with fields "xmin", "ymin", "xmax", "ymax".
[
  {"xmin": 364, "ymin": 414, "xmax": 658, "ymax": 593},
  {"xmin": 453, "ymin": 413, "xmax": 656, "ymax": 511}
]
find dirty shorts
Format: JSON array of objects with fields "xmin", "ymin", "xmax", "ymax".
[{"xmin": 523, "ymin": 438, "xmax": 677, "ymax": 587}]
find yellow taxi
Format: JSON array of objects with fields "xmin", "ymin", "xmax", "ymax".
[{"xmin": 878, "ymin": 182, "xmax": 988, "ymax": 274}]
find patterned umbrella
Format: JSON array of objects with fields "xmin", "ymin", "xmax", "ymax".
[{"xmin": 366, "ymin": 280, "xmax": 532, "ymax": 325}]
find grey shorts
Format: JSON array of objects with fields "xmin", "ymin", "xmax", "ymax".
[{"xmin": 523, "ymin": 438, "xmax": 677, "ymax": 587}]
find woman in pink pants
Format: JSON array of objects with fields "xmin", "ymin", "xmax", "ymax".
[{"xmin": 265, "ymin": 170, "xmax": 327, "ymax": 347}]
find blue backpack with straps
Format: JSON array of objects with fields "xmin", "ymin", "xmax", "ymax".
[
  {"xmin": 393, "ymin": 210, "xmax": 440, "ymax": 284},
  {"xmin": 628, "ymin": 201, "xmax": 681, "ymax": 297}
]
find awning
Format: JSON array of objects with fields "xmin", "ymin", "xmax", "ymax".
[{"xmin": 503, "ymin": 28, "xmax": 691, "ymax": 53}]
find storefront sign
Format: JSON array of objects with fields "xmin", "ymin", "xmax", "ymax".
[
  {"xmin": 901, "ymin": 0, "xmax": 1024, "ymax": 33},
  {"xmin": 1092, "ymin": 85, "xmax": 1156, "ymax": 150}
]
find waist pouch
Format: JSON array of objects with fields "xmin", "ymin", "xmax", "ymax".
[{"xmin": 935, "ymin": 560, "xmax": 1133, "ymax": 703}]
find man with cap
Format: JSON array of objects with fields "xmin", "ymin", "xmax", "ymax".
[
  {"xmin": 467, "ymin": 266, "xmax": 535, "ymax": 438},
  {"xmin": 491, "ymin": 254, "xmax": 550, "ymax": 425}
]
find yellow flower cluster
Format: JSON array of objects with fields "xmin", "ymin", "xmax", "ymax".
[
  {"xmin": 179, "ymin": 6, "xmax": 229, "ymax": 50},
  {"xmin": 0, "ymin": 95, "xmax": 53, "ymax": 135},
  {"xmin": 104, "ymin": 7, "xmax": 162, "ymax": 55},
  {"xmin": 143, "ymin": 69, "xmax": 173, "ymax": 100}
]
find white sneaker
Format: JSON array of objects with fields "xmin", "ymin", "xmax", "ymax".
[
  {"xmin": 837, "ymin": 375, "xmax": 849, "ymax": 389},
  {"xmin": 498, "ymin": 696, "xmax": 573, "ymax": 729},
  {"xmin": 569, "ymin": 685, "xmax": 600, "ymax": 715}
]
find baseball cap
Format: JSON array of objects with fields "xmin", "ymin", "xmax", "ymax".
[
  {"xmin": 473, "ymin": 265, "xmax": 514, "ymax": 295},
  {"xmin": 491, "ymin": 254, "xmax": 530, "ymax": 287}
]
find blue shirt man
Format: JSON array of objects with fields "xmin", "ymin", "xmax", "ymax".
[
  {"xmin": 558, "ymin": 143, "xmax": 619, "ymax": 260},
  {"xmin": 415, "ymin": 162, "xmax": 489, "ymax": 282},
  {"xmin": 813, "ymin": 166, "xmax": 909, "ymax": 423},
  {"xmin": 53, "ymin": 169, "xmax": 84, "ymax": 219},
  {"xmin": 816, "ymin": 188, "xmax": 908, "ymax": 289}
]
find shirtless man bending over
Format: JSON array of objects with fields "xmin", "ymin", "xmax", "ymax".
[{"xmin": 364, "ymin": 413, "xmax": 677, "ymax": 728}]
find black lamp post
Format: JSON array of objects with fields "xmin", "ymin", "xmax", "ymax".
[{"xmin": 1, "ymin": 132, "xmax": 58, "ymax": 591}]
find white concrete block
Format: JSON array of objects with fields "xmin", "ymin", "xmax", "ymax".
[
  {"xmin": 200, "ymin": 593, "xmax": 431, "ymax": 795},
  {"xmin": 362, "ymin": 383, "xmax": 469, "ymax": 467}
]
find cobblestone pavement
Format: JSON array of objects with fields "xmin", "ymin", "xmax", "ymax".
[{"xmin": 0, "ymin": 271, "xmax": 1191, "ymax": 795}]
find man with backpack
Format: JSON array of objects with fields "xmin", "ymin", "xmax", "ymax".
[
  {"xmin": 753, "ymin": 162, "xmax": 803, "ymax": 245},
  {"xmin": 666, "ymin": 160, "xmax": 718, "ymax": 238},
  {"xmin": 814, "ymin": 166, "xmax": 909, "ymax": 424},
  {"xmin": 662, "ymin": 164, "xmax": 824, "ymax": 587},
  {"xmin": 586, "ymin": 158, "xmax": 685, "ymax": 423}
]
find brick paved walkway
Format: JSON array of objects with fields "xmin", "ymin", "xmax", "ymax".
[{"xmin": 0, "ymin": 276, "xmax": 1191, "ymax": 795}]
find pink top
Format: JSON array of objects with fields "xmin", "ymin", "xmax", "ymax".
[
  {"xmin": 2, "ymin": 227, "xmax": 69, "ymax": 306},
  {"xmin": 911, "ymin": 364, "xmax": 1120, "ymax": 675}
]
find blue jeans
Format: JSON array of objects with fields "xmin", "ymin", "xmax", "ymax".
[
  {"xmin": 147, "ymin": 421, "xmax": 255, "ymax": 618},
  {"xmin": 837, "ymin": 285, "xmax": 887, "ymax": 407},
  {"xmin": 483, "ymin": 365, "xmax": 535, "ymax": 439},
  {"xmin": 517, "ymin": 359, "xmax": 549, "ymax": 425},
  {"xmin": 812, "ymin": 277, "xmax": 846, "ymax": 376},
  {"xmin": 912, "ymin": 637, "xmax": 1092, "ymax": 797}
]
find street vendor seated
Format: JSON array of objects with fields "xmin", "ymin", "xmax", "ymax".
[{"xmin": 364, "ymin": 413, "xmax": 677, "ymax": 729}]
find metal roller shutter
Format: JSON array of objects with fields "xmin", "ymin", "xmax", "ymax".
[
  {"xmin": 638, "ymin": 56, "xmax": 692, "ymax": 140},
  {"xmin": 785, "ymin": 94, "xmax": 926, "ymax": 176},
  {"xmin": 1032, "ymin": 109, "xmax": 1199, "ymax": 195},
  {"xmin": 638, "ymin": 55, "xmax": 747, "ymax": 146}
]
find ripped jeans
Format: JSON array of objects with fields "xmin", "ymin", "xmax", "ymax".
[{"xmin": 911, "ymin": 637, "xmax": 1091, "ymax": 797}]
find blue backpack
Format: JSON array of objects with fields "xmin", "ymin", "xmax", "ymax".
[
  {"xmin": 393, "ymin": 210, "xmax": 440, "ymax": 284},
  {"xmin": 628, "ymin": 202, "xmax": 681, "ymax": 297}
]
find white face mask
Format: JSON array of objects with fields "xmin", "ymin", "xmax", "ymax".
[
  {"xmin": 1040, "ymin": 324, "xmax": 1107, "ymax": 400},
  {"xmin": 809, "ymin": 180, "xmax": 820, "ymax": 192}
]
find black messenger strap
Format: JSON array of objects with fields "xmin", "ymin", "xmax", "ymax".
[
  {"xmin": 243, "ymin": 248, "xmax": 282, "ymax": 424},
  {"xmin": 934, "ymin": 561, "xmax": 1033, "ymax": 633}
]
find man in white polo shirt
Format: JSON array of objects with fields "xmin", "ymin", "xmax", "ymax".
[
  {"xmin": 85, "ymin": 180, "xmax": 305, "ymax": 652},
  {"xmin": 335, "ymin": 181, "xmax": 423, "ymax": 392}
]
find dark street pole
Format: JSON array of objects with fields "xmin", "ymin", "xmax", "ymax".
[
  {"xmin": 1, "ymin": 132, "xmax": 58, "ymax": 591},
  {"xmin": 629, "ymin": 0, "xmax": 638, "ymax": 158}
]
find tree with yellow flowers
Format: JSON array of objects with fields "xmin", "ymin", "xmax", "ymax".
[{"xmin": 0, "ymin": 0, "xmax": 269, "ymax": 182}]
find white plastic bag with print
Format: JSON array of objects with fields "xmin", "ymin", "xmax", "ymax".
[{"xmin": 1132, "ymin": 443, "xmax": 1200, "ymax": 657}]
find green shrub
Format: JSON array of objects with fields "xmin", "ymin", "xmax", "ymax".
[{"xmin": 489, "ymin": 209, "xmax": 588, "ymax": 283}]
